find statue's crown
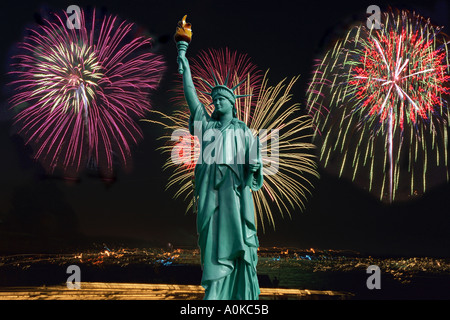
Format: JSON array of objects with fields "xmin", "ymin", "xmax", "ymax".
[{"xmin": 198, "ymin": 69, "xmax": 252, "ymax": 103}]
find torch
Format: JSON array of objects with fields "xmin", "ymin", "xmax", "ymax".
[{"xmin": 174, "ymin": 15, "xmax": 192, "ymax": 75}]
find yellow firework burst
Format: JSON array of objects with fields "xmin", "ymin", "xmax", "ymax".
[{"xmin": 143, "ymin": 50, "xmax": 318, "ymax": 230}]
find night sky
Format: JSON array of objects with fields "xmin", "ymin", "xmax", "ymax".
[{"xmin": 0, "ymin": 0, "xmax": 449, "ymax": 258}]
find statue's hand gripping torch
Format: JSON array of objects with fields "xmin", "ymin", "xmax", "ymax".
[{"xmin": 174, "ymin": 15, "xmax": 192, "ymax": 75}]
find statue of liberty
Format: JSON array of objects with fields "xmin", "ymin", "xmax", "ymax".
[{"xmin": 175, "ymin": 16, "xmax": 264, "ymax": 300}]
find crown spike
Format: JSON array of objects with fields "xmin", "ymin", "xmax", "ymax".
[
  {"xmin": 224, "ymin": 69, "xmax": 231, "ymax": 87},
  {"xmin": 211, "ymin": 68, "xmax": 220, "ymax": 86},
  {"xmin": 231, "ymin": 78, "xmax": 247, "ymax": 91},
  {"xmin": 198, "ymin": 77, "xmax": 214, "ymax": 90},
  {"xmin": 235, "ymin": 94, "xmax": 253, "ymax": 98}
]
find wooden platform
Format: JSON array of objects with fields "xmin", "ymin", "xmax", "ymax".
[{"xmin": 0, "ymin": 282, "xmax": 351, "ymax": 300}]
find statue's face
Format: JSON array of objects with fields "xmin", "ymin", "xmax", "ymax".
[{"xmin": 213, "ymin": 95, "xmax": 233, "ymax": 116}]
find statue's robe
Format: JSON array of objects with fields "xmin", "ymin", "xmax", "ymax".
[{"xmin": 189, "ymin": 104, "xmax": 263, "ymax": 300}]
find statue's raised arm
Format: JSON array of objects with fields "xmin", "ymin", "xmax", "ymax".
[
  {"xmin": 176, "ymin": 43, "xmax": 201, "ymax": 114},
  {"xmin": 174, "ymin": 16, "xmax": 201, "ymax": 114}
]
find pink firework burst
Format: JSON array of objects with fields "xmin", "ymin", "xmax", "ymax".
[
  {"xmin": 9, "ymin": 8, "xmax": 166, "ymax": 177},
  {"xmin": 171, "ymin": 48, "xmax": 262, "ymax": 119}
]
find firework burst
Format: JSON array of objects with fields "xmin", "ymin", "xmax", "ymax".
[
  {"xmin": 307, "ymin": 9, "xmax": 450, "ymax": 202},
  {"xmin": 145, "ymin": 48, "xmax": 318, "ymax": 230},
  {"xmin": 8, "ymin": 8, "xmax": 165, "ymax": 177}
]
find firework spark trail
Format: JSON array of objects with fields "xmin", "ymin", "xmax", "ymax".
[
  {"xmin": 144, "ymin": 49, "xmax": 319, "ymax": 230},
  {"xmin": 307, "ymin": 9, "xmax": 450, "ymax": 202},
  {"xmin": 388, "ymin": 109, "xmax": 394, "ymax": 203},
  {"xmin": 8, "ymin": 8, "xmax": 166, "ymax": 177}
]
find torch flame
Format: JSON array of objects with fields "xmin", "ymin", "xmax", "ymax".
[{"xmin": 174, "ymin": 14, "xmax": 193, "ymax": 43}]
